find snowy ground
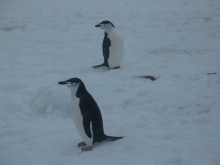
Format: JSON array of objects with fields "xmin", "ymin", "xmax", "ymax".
[{"xmin": 1, "ymin": 0, "xmax": 220, "ymax": 164}]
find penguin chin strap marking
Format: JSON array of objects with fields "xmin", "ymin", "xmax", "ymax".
[
  {"xmin": 67, "ymin": 83, "xmax": 77, "ymax": 87},
  {"xmin": 100, "ymin": 24, "xmax": 105, "ymax": 29},
  {"xmin": 99, "ymin": 24, "xmax": 108, "ymax": 29}
]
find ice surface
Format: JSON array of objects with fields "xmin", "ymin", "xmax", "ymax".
[{"xmin": 0, "ymin": 0, "xmax": 220, "ymax": 165}]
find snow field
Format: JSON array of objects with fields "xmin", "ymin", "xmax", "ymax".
[{"xmin": 1, "ymin": 0, "xmax": 220, "ymax": 164}]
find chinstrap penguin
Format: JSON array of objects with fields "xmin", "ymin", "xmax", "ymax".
[
  {"xmin": 93, "ymin": 20, "xmax": 124, "ymax": 69},
  {"xmin": 58, "ymin": 78, "xmax": 123, "ymax": 151}
]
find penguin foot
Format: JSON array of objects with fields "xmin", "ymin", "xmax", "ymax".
[
  {"xmin": 92, "ymin": 64, "xmax": 109, "ymax": 69},
  {"xmin": 78, "ymin": 141, "xmax": 86, "ymax": 147},
  {"xmin": 111, "ymin": 66, "xmax": 120, "ymax": 69},
  {"xmin": 81, "ymin": 146, "xmax": 92, "ymax": 152},
  {"xmin": 92, "ymin": 64, "xmax": 104, "ymax": 68}
]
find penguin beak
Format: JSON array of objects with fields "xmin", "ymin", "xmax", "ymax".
[
  {"xmin": 95, "ymin": 24, "xmax": 101, "ymax": 28},
  {"xmin": 58, "ymin": 81, "xmax": 68, "ymax": 85}
]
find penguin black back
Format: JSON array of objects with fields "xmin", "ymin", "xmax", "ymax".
[{"xmin": 77, "ymin": 84, "xmax": 106, "ymax": 142}]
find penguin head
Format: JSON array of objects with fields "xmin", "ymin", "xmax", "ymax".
[
  {"xmin": 95, "ymin": 20, "xmax": 115, "ymax": 31},
  {"xmin": 58, "ymin": 78, "xmax": 82, "ymax": 89}
]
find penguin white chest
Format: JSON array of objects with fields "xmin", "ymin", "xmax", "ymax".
[
  {"xmin": 70, "ymin": 96, "xmax": 93, "ymax": 146},
  {"xmin": 107, "ymin": 31, "xmax": 124, "ymax": 68},
  {"xmin": 71, "ymin": 98, "xmax": 83, "ymax": 132}
]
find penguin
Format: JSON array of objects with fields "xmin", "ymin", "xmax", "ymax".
[
  {"xmin": 58, "ymin": 77, "xmax": 123, "ymax": 151},
  {"xmin": 93, "ymin": 20, "xmax": 124, "ymax": 69}
]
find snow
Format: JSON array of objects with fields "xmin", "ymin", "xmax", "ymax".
[{"xmin": 0, "ymin": 0, "xmax": 220, "ymax": 164}]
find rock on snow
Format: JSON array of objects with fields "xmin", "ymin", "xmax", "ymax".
[{"xmin": 0, "ymin": 0, "xmax": 220, "ymax": 165}]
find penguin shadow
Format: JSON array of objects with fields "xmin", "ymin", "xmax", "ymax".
[
  {"xmin": 135, "ymin": 75, "xmax": 160, "ymax": 81},
  {"xmin": 92, "ymin": 65, "xmax": 159, "ymax": 81}
]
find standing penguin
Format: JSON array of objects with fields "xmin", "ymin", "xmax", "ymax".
[
  {"xmin": 93, "ymin": 20, "xmax": 124, "ymax": 69},
  {"xmin": 58, "ymin": 78, "xmax": 123, "ymax": 151}
]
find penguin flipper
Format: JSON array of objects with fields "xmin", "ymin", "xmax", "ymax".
[
  {"xmin": 80, "ymin": 100, "xmax": 92, "ymax": 138},
  {"xmin": 82, "ymin": 111, "xmax": 92, "ymax": 138},
  {"xmin": 93, "ymin": 33, "xmax": 110, "ymax": 69},
  {"xmin": 103, "ymin": 33, "xmax": 111, "ymax": 67}
]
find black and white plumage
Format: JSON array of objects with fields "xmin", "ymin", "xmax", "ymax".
[
  {"xmin": 93, "ymin": 20, "xmax": 124, "ymax": 69},
  {"xmin": 58, "ymin": 78, "xmax": 123, "ymax": 151}
]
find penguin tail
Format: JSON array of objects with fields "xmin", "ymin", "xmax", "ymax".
[{"xmin": 105, "ymin": 135, "xmax": 124, "ymax": 141}]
